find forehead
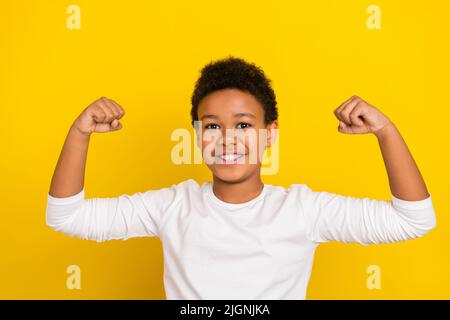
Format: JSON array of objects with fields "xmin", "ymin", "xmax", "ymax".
[{"xmin": 197, "ymin": 88, "xmax": 264, "ymax": 119}]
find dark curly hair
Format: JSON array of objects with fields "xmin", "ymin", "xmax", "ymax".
[{"xmin": 190, "ymin": 56, "xmax": 278, "ymax": 126}]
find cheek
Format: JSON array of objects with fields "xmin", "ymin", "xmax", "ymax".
[
  {"xmin": 201, "ymin": 137, "xmax": 217, "ymax": 154},
  {"xmin": 201, "ymin": 135, "xmax": 222, "ymax": 166},
  {"xmin": 200, "ymin": 131, "xmax": 220, "ymax": 153},
  {"xmin": 237, "ymin": 131, "xmax": 263, "ymax": 154}
]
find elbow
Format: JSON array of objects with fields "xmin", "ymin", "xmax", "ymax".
[
  {"xmin": 390, "ymin": 196, "xmax": 437, "ymax": 240},
  {"xmin": 45, "ymin": 207, "xmax": 74, "ymax": 236},
  {"xmin": 45, "ymin": 200, "xmax": 107, "ymax": 243},
  {"xmin": 421, "ymin": 211, "xmax": 437, "ymax": 236},
  {"xmin": 45, "ymin": 188, "xmax": 87, "ymax": 237},
  {"xmin": 45, "ymin": 205, "xmax": 62, "ymax": 232},
  {"xmin": 409, "ymin": 210, "xmax": 437, "ymax": 239},
  {"xmin": 45, "ymin": 202, "xmax": 84, "ymax": 239}
]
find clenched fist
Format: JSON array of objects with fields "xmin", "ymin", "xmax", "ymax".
[
  {"xmin": 72, "ymin": 97, "xmax": 125, "ymax": 135},
  {"xmin": 334, "ymin": 95, "xmax": 392, "ymax": 135}
]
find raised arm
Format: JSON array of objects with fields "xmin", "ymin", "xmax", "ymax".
[
  {"xmin": 49, "ymin": 96, "xmax": 124, "ymax": 197},
  {"xmin": 297, "ymin": 96, "xmax": 436, "ymax": 246},
  {"xmin": 46, "ymin": 97, "xmax": 171, "ymax": 242},
  {"xmin": 334, "ymin": 95, "xmax": 429, "ymax": 201}
]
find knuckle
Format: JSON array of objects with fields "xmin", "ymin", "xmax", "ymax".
[{"xmin": 98, "ymin": 110, "xmax": 106, "ymax": 118}]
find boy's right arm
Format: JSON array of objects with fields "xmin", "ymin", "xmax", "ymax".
[
  {"xmin": 46, "ymin": 97, "xmax": 171, "ymax": 241},
  {"xmin": 49, "ymin": 96, "xmax": 124, "ymax": 198}
]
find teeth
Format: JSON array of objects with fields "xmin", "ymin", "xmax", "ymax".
[{"xmin": 218, "ymin": 154, "xmax": 244, "ymax": 162}]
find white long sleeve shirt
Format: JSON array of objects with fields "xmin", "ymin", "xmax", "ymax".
[{"xmin": 45, "ymin": 179, "xmax": 436, "ymax": 299}]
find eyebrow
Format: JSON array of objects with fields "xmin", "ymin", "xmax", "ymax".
[{"xmin": 200, "ymin": 113, "xmax": 256, "ymax": 120}]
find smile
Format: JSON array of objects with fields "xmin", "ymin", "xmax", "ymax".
[{"xmin": 215, "ymin": 153, "xmax": 246, "ymax": 164}]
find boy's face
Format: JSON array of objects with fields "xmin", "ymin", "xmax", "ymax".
[{"xmin": 196, "ymin": 88, "xmax": 277, "ymax": 183}]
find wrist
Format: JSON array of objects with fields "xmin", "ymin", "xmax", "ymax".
[
  {"xmin": 374, "ymin": 121, "xmax": 396, "ymax": 140},
  {"xmin": 70, "ymin": 122, "xmax": 91, "ymax": 140}
]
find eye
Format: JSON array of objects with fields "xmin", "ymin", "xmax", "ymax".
[
  {"xmin": 237, "ymin": 122, "xmax": 252, "ymax": 129},
  {"xmin": 205, "ymin": 123, "xmax": 220, "ymax": 129}
]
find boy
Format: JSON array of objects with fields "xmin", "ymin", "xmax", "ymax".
[{"xmin": 46, "ymin": 56, "xmax": 436, "ymax": 299}]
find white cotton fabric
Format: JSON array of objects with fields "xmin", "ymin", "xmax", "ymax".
[{"xmin": 46, "ymin": 179, "xmax": 436, "ymax": 299}]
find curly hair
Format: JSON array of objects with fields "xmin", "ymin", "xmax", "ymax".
[{"xmin": 190, "ymin": 56, "xmax": 278, "ymax": 126}]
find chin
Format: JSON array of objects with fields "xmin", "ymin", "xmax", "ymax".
[{"xmin": 210, "ymin": 165, "xmax": 256, "ymax": 183}]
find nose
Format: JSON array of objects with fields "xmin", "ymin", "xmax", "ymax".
[{"xmin": 218, "ymin": 128, "xmax": 237, "ymax": 153}]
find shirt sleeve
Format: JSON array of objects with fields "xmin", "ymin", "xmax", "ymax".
[
  {"xmin": 45, "ymin": 185, "xmax": 177, "ymax": 242},
  {"xmin": 294, "ymin": 184, "xmax": 437, "ymax": 245}
]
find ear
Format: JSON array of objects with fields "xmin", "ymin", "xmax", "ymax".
[{"xmin": 264, "ymin": 120, "xmax": 278, "ymax": 148}]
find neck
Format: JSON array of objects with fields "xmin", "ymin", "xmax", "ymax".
[{"xmin": 211, "ymin": 173, "xmax": 264, "ymax": 204}]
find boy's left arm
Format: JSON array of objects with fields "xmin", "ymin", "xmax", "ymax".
[
  {"xmin": 299, "ymin": 95, "xmax": 436, "ymax": 245},
  {"xmin": 334, "ymin": 95, "xmax": 429, "ymax": 201}
]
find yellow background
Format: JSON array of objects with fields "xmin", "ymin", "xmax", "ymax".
[{"xmin": 1, "ymin": 0, "xmax": 449, "ymax": 299}]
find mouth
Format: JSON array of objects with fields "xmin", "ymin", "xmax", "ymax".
[{"xmin": 215, "ymin": 153, "xmax": 246, "ymax": 164}]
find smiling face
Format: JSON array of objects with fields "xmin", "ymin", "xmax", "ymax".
[{"xmin": 196, "ymin": 88, "xmax": 278, "ymax": 183}]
